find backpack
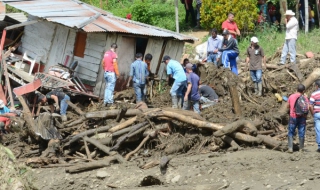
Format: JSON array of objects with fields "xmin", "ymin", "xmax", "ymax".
[{"xmin": 294, "ymin": 95, "xmax": 309, "ymax": 116}]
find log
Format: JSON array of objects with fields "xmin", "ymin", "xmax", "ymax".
[
  {"xmin": 278, "ymin": 68, "xmax": 320, "ymax": 115},
  {"xmin": 220, "ymin": 135, "xmax": 240, "ymax": 150},
  {"xmin": 140, "ymin": 160, "xmax": 160, "ymax": 169},
  {"xmin": 115, "ymin": 107, "xmax": 127, "ymax": 122},
  {"xmin": 228, "ymin": 82, "xmax": 242, "ymax": 116},
  {"xmin": 83, "ymin": 136, "xmax": 115, "ymax": 156},
  {"xmin": 85, "ymin": 109, "xmax": 147, "ymax": 118},
  {"xmin": 66, "ymin": 101, "xmax": 85, "ymax": 115},
  {"xmin": 112, "ymin": 121, "xmax": 148, "ymax": 138},
  {"xmin": 83, "ymin": 137, "xmax": 92, "ymax": 160},
  {"xmin": 257, "ymin": 130, "xmax": 275, "ymax": 135},
  {"xmin": 66, "ymin": 118, "xmax": 85, "ymax": 127},
  {"xmin": 257, "ymin": 135, "xmax": 287, "ymax": 151},
  {"xmin": 108, "ymin": 117, "xmax": 137, "ymax": 133},
  {"xmin": 66, "ymin": 124, "xmax": 116, "ymax": 145},
  {"xmin": 213, "ymin": 120, "xmax": 258, "ymax": 137},
  {"xmin": 125, "ymin": 135, "xmax": 150, "ymax": 161},
  {"xmin": 65, "ymin": 156, "xmax": 118, "ymax": 173},
  {"xmin": 229, "ymin": 133, "xmax": 262, "ymax": 144}
]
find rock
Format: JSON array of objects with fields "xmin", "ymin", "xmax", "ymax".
[
  {"xmin": 306, "ymin": 52, "xmax": 314, "ymax": 58},
  {"xmin": 96, "ymin": 170, "xmax": 110, "ymax": 179},
  {"xmin": 171, "ymin": 175, "xmax": 181, "ymax": 183}
]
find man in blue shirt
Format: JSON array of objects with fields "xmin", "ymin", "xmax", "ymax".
[
  {"xmin": 183, "ymin": 63, "xmax": 201, "ymax": 114},
  {"xmin": 163, "ymin": 55, "xmax": 187, "ymax": 109},
  {"xmin": 127, "ymin": 53, "xmax": 149, "ymax": 103},
  {"xmin": 203, "ymin": 28, "xmax": 222, "ymax": 66}
]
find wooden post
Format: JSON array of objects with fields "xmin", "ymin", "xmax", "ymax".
[
  {"xmin": 1, "ymin": 52, "xmax": 14, "ymax": 109},
  {"xmin": 175, "ymin": 0, "xmax": 179, "ymax": 33},
  {"xmin": 228, "ymin": 82, "xmax": 242, "ymax": 116},
  {"xmin": 304, "ymin": 0, "xmax": 309, "ymax": 33}
]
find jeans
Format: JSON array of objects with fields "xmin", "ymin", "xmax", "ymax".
[
  {"xmin": 207, "ymin": 53, "xmax": 218, "ymax": 65},
  {"xmin": 314, "ymin": 113, "xmax": 320, "ymax": 149},
  {"xmin": 250, "ymin": 70, "xmax": 262, "ymax": 83},
  {"xmin": 170, "ymin": 80, "xmax": 187, "ymax": 97},
  {"xmin": 200, "ymin": 96, "xmax": 217, "ymax": 109},
  {"xmin": 60, "ymin": 94, "xmax": 70, "ymax": 115},
  {"xmin": 104, "ymin": 72, "xmax": 117, "ymax": 104},
  {"xmin": 280, "ymin": 39, "xmax": 296, "ymax": 64},
  {"xmin": 288, "ymin": 117, "xmax": 306, "ymax": 138},
  {"xmin": 221, "ymin": 50, "xmax": 239, "ymax": 75},
  {"xmin": 183, "ymin": 100, "xmax": 200, "ymax": 114},
  {"xmin": 133, "ymin": 82, "xmax": 145, "ymax": 102}
]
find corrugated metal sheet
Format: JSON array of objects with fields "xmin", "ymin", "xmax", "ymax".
[
  {"xmin": 0, "ymin": 13, "xmax": 27, "ymax": 22},
  {"xmin": 3, "ymin": 0, "xmax": 196, "ymax": 42}
]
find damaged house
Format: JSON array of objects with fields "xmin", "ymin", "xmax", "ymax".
[{"xmin": 1, "ymin": 0, "xmax": 196, "ymax": 98}]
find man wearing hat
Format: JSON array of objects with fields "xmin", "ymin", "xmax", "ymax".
[
  {"xmin": 246, "ymin": 36, "xmax": 266, "ymax": 96},
  {"xmin": 217, "ymin": 30, "xmax": 239, "ymax": 75},
  {"xmin": 183, "ymin": 63, "xmax": 200, "ymax": 114},
  {"xmin": 278, "ymin": 10, "xmax": 298, "ymax": 66},
  {"xmin": 163, "ymin": 55, "xmax": 187, "ymax": 109}
]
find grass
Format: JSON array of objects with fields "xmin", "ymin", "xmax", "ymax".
[{"xmin": 238, "ymin": 26, "xmax": 320, "ymax": 60}]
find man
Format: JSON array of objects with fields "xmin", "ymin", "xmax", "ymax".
[
  {"xmin": 287, "ymin": 84, "xmax": 309, "ymax": 153},
  {"xmin": 278, "ymin": 10, "xmax": 298, "ymax": 66},
  {"xmin": 195, "ymin": 0, "xmax": 202, "ymax": 28},
  {"xmin": 199, "ymin": 85, "xmax": 218, "ymax": 109},
  {"xmin": 183, "ymin": 63, "xmax": 200, "ymax": 114},
  {"xmin": 298, "ymin": 0, "xmax": 305, "ymax": 28},
  {"xmin": 163, "ymin": 55, "xmax": 187, "ymax": 109},
  {"xmin": 309, "ymin": 79, "xmax": 320, "ymax": 152},
  {"xmin": 127, "ymin": 53, "xmax": 149, "ymax": 103},
  {"xmin": 203, "ymin": 29, "xmax": 222, "ymax": 66},
  {"xmin": 101, "ymin": 43, "xmax": 119, "ymax": 107},
  {"xmin": 182, "ymin": 58, "xmax": 197, "ymax": 73},
  {"xmin": 267, "ymin": 1, "xmax": 277, "ymax": 23},
  {"xmin": 143, "ymin": 53, "xmax": 153, "ymax": 100},
  {"xmin": 246, "ymin": 36, "xmax": 266, "ymax": 96},
  {"xmin": 222, "ymin": 13, "xmax": 240, "ymax": 39},
  {"xmin": 217, "ymin": 30, "xmax": 239, "ymax": 75},
  {"xmin": 183, "ymin": 0, "xmax": 196, "ymax": 26},
  {"xmin": 38, "ymin": 89, "xmax": 70, "ymax": 122}
]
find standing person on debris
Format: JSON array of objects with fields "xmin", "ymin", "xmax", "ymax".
[
  {"xmin": 127, "ymin": 53, "xmax": 149, "ymax": 103},
  {"xmin": 278, "ymin": 10, "xmax": 298, "ymax": 66},
  {"xmin": 217, "ymin": 30, "xmax": 239, "ymax": 75},
  {"xmin": 183, "ymin": 63, "xmax": 201, "ymax": 114},
  {"xmin": 101, "ymin": 43, "xmax": 120, "ymax": 107},
  {"xmin": 287, "ymin": 84, "xmax": 310, "ymax": 153},
  {"xmin": 222, "ymin": 13, "xmax": 240, "ymax": 40},
  {"xmin": 163, "ymin": 55, "xmax": 187, "ymax": 109},
  {"xmin": 309, "ymin": 79, "xmax": 320, "ymax": 152},
  {"xmin": 37, "ymin": 89, "xmax": 70, "ymax": 122},
  {"xmin": 195, "ymin": 0, "xmax": 202, "ymax": 28},
  {"xmin": 245, "ymin": 37, "xmax": 266, "ymax": 96},
  {"xmin": 203, "ymin": 29, "xmax": 222, "ymax": 66},
  {"xmin": 199, "ymin": 85, "xmax": 219, "ymax": 109},
  {"xmin": 143, "ymin": 53, "xmax": 153, "ymax": 101}
]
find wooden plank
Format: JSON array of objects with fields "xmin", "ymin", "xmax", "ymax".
[
  {"xmin": 23, "ymin": 30, "xmax": 53, "ymax": 45},
  {"xmin": 84, "ymin": 49, "xmax": 104, "ymax": 59},
  {"xmin": 46, "ymin": 25, "xmax": 69, "ymax": 71},
  {"xmin": 86, "ymin": 43, "xmax": 106, "ymax": 52},
  {"xmin": 145, "ymin": 38, "xmax": 164, "ymax": 74},
  {"xmin": 23, "ymin": 27, "xmax": 54, "ymax": 41},
  {"xmin": 158, "ymin": 40, "xmax": 181, "ymax": 79},
  {"xmin": 87, "ymin": 33, "xmax": 107, "ymax": 41},
  {"xmin": 93, "ymin": 33, "xmax": 118, "ymax": 97},
  {"xmin": 86, "ymin": 38, "xmax": 107, "ymax": 47}
]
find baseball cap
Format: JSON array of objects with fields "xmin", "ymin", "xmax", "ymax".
[
  {"xmin": 251, "ymin": 36, "xmax": 259, "ymax": 43},
  {"xmin": 222, "ymin": 30, "xmax": 229, "ymax": 36},
  {"xmin": 186, "ymin": 63, "xmax": 193, "ymax": 69},
  {"xmin": 162, "ymin": 55, "xmax": 171, "ymax": 62},
  {"xmin": 0, "ymin": 99, "xmax": 5, "ymax": 108}
]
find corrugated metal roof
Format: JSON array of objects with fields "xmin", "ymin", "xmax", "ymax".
[
  {"xmin": 3, "ymin": 0, "xmax": 196, "ymax": 42},
  {"xmin": 0, "ymin": 13, "xmax": 27, "ymax": 22}
]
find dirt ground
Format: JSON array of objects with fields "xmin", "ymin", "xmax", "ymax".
[{"xmin": 31, "ymin": 142, "xmax": 320, "ymax": 190}]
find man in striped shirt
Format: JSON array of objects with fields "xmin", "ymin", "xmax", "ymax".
[
  {"xmin": 127, "ymin": 53, "xmax": 149, "ymax": 103},
  {"xmin": 309, "ymin": 79, "xmax": 320, "ymax": 152}
]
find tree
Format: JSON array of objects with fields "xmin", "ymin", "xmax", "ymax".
[{"xmin": 200, "ymin": 0, "xmax": 259, "ymax": 32}]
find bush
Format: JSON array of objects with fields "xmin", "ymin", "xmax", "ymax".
[{"xmin": 201, "ymin": 0, "xmax": 259, "ymax": 32}]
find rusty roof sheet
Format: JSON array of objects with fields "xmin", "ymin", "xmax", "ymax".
[{"xmin": 4, "ymin": 0, "xmax": 196, "ymax": 42}]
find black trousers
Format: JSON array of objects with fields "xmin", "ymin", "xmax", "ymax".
[{"xmin": 184, "ymin": 3, "xmax": 196, "ymax": 26}]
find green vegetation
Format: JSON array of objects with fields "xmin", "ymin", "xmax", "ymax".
[{"xmin": 81, "ymin": 0, "xmax": 192, "ymax": 31}]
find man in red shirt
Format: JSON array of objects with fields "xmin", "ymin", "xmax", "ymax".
[
  {"xmin": 287, "ymin": 84, "xmax": 310, "ymax": 153},
  {"xmin": 101, "ymin": 43, "xmax": 120, "ymax": 107},
  {"xmin": 222, "ymin": 13, "xmax": 240, "ymax": 39}
]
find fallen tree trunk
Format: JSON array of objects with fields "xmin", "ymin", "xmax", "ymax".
[
  {"xmin": 213, "ymin": 120, "xmax": 258, "ymax": 137},
  {"xmin": 65, "ymin": 156, "xmax": 119, "ymax": 173},
  {"xmin": 66, "ymin": 101, "xmax": 85, "ymax": 115},
  {"xmin": 257, "ymin": 135, "xmax": 287, "ymax": 151},
  {"xmin": 220, "ymin": 135, "xmax": 240, "ymax": 150},
  {"xmin": 228, "ymin": 82, "xmax": 242, "ymax": 116}
]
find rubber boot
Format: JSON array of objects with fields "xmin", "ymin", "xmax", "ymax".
[
  {"xmin": 299, "ymin": 138, "xmax": 305, "ymax": 152},
  {"xmin": 172, "ymin": 96, "xmax": 178, "ymax": 109},
  {"xmin": 257, "ymin": 82, "xmax": 262, "ymax": 96},
  {"xmin": 288, "ymin": 136, "xmax": 293, "ymax": 153},
  {"xmin": 254, "ymin": 83, "xmax": 258, "ymax": 95},
  {"xmin": 177, "ymin": 96, "xmax": 181, "ymax": 109}
]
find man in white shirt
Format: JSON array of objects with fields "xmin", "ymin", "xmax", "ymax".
[{"xmin": 278, "ymin": 10, "xmax": 299, "ymax": 66}]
